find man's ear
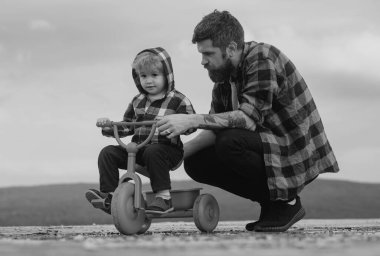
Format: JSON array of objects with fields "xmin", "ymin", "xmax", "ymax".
[{"xmin": 226, "ymin": 41, "xmax": 238, "ymax": 58}]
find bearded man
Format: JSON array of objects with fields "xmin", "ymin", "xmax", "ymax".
[{"xmin": 157, "ymin": 10, "xmax": 339, "ymax": 232}]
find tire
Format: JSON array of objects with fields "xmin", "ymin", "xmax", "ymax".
[
  {"xmin": 111, "ymin": 182, "xmax": 147, "ymax": 235},
  {"xmin": 137, "ymin": 217, "xmax": 152, "ymax": 235},
  {"xmin": 193, "ymin": 194, "xmax": 219, "ymax": 232}
]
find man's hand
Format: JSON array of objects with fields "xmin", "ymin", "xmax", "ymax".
[{"xmin": 156, "ymin": 114, "xmax": 199, "ymax": 139}]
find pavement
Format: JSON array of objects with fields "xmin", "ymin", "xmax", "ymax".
[{"xmin": 1, "ymin": 219, "xmax": 380, "ymax": 256}]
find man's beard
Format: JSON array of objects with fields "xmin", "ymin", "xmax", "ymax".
[{"xmin": 207, "ymin": 58, "xmax": 234, "ymax": 83}]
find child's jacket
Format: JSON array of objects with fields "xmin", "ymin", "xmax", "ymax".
[{"xmin": 104, "ymin": 47, "xmax": 196, "ymax": 149}]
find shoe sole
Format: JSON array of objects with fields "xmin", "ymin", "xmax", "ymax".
[
  {"xmin": 254, "ymin": 207, "xmax": 306, "ymax": 232},
  {"xmin": 85, "ymin": 190, "xmax": 111, "ymax": 215},
  {"xmin": 145, "ymin": 207, "xmax": 174, "ymax": 215},
  {"xmin": 245, "ymin": 220, "xmax": 259, "ymax": 231},
  {"xmin": 85, "ymin": 190, "xmax": 102, "ymax": 203}
]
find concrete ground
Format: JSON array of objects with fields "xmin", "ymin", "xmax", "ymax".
[{"xmin": 1, "ymin": 219, "xmax": 380, "ymax": 256}]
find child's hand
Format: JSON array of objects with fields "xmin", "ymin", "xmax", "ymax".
[
  {"xmin": 96, "ymin": 117, "xmax": 111, "ymax": 127},
  {"xmin": 101, "ymin": 127, "xmax": 114, "ymax": 137},
  {"xmin": 102, "ymin": 127, "xmax": 113, "ymax": 132},
  {"xmin": 96, "ymin": 117, "xmax": 113, "ymax": 137}
]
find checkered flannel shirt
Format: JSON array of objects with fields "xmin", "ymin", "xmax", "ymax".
[
  {"xmin": 122, "ymin": 90, "xmax": 196, "ymax": 148},
  {"xmin": 210, "ymin": 41, "xmax": 339, "ymax": 200}
]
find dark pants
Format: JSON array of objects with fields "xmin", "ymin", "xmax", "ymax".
[
  {"xmin": 184, "ymin": 129, "xmax": 270, "ymax": 203},
  {"xmin": 98, "ymin": 144, "xmax": 183, "ymax": 193}
]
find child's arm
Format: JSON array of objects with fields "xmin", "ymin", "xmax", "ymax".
[{"xmin": 120, "ymin": 101, "xmax": 136, "ymax": 136}]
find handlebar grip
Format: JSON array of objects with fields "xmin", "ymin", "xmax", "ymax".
[{"xmin": 98, "ymin": 120, "xmax": 158, "ymax": 150}]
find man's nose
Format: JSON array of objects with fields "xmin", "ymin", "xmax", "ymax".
[{"xmin": 201, "ymin": 56, "xmax": 208, "ymax": 66}]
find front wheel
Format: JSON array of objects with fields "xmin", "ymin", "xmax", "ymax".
[
  {"xmin": 137, "ymin": 217, "xmax": 152, "ymax": 235},
  {"xmin": 111, "ymin": 182, "xmax": 147, "ymax": 235},
  {"xmin": 193, "ymin": 194, "xmax": 219, "ymax": 232}
]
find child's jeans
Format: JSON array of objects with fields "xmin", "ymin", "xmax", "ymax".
[{"xmin": 98, "ymin": 144, "xmax": 183, "ymax": 193}]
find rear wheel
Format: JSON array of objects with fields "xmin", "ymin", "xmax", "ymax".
[
  {"xmin": 193, "ymin": 194, "xmax": 219, "ymax": 232},
  {"xmin": 111, "ymin": 182, "xmax": 147, "ymax": 235}
]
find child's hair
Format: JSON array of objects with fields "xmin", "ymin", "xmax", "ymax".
[{"xmin": 132, "ymin": 52, "xmax": 164, "ymax": 75}]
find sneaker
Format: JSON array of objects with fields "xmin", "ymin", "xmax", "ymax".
[
  {"xmin": 254, "ymin": 196, "xmax": 306, "ymax": 232},
  {"xmin": 146, "ymin": 197, "xmax": 174, "ymax": 214},
  {"xmin": 85, "ymin": 189, "xmax": 112, "ymax": 215},
  {"xmin": 245, "ymin": 202, "xmax": 269, "ymax": 231}
]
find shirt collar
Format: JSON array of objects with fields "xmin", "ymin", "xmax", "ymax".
[{"xmin": 231, "ymin": 41, "xmax": 257, "ymax": 82}]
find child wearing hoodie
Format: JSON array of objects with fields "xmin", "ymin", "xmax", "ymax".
[{"xmin": 86, "ymin": 47, "xmax": 196, "ymax": 214}]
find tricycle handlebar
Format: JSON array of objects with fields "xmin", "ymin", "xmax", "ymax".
[
  {"xmin": 96, "ymin": 120, "xmax": 157, "ymax": 128},
  {"xmin": 97, "ymin": 120, "xmax": 158, "ymax": 150}
]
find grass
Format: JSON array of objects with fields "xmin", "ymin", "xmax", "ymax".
[{"xmin": 0, "ymin": 178, "xmax": 379, "ymax": 226}]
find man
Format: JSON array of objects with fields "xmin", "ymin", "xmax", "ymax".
[{"xmin": 157, "ymin": 10, "xmax": 339, "ymax": 232}]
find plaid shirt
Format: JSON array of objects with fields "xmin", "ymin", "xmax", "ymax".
[
  {"xmin": 104, "ymin": 47, "xmax": 196, "ymax": 149},
  {"xmin": 210, "ymin": 41, "xmax": 339, "ymax": 200},
  {"xmin": 123, "ymin": 90, "xmax": 195, "ymax": 148}
]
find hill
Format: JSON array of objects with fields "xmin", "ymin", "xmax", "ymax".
[{"xmin": 0, "ymin": 179, "xmax": 379, "ymax": 226}]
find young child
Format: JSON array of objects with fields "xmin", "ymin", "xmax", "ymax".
[{"xmin": 86, "ymin": 47, "xmax": 196, "ymax": 214}]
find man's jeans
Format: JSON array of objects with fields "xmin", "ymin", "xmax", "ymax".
[{"xmin": 184, "ymin": 129, "xmax": 270, "ymax": 203}]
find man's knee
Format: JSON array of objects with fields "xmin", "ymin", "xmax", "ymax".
[
  {"xmin": 184, "ymin": 157, "xmax": 202, "ymax": 182},
  {"xmin": 184, "ymin": 157, "xmax": 196, "ymax": 176},
  {"xmin": 214, "ymin": 130, "xmax": 241, "ymax": 160}
]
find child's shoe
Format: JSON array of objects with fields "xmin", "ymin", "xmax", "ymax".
[
  {"xmin": 85, "ymin": 189, "xmax": 112, "ymax": 215},
  {"xmin": 146, "ymin": 197, "xmax": 174, "ymax": 214}
]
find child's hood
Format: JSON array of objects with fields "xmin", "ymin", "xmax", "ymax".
[{"xmin": 132, "ymin": 47, "xmax": 175, "ymax": 95}]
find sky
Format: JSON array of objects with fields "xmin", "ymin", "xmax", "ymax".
[{"xmin": 1, "ymin": 0, "xmax": 380, "ymax": 187}]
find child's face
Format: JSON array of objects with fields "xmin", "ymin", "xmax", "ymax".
[{"xmin": 138, "ymin": 67, "xmax": 166, "ymax": 98}]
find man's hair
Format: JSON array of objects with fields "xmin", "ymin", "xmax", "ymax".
[
  {"xmin": 132, "ymin": 52, "xmax": 163, "ymax": 74},
  {"xmin": 192, "ymin": 10, "xmax": 245, "ymax": 51}
]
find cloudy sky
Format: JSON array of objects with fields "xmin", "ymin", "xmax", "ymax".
[{"xmin": 1, "ymin": 0, "xmax": 379, "ymax": 187}]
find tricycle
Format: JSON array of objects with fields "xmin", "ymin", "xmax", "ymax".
[{"xmin": 96, "ymin": 120, "xmax": 220, "ymax": 235}]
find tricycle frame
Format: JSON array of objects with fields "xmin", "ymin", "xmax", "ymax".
[{"xmin": 97, "ymin": 119, "xmax": 219, "ymax": 233}]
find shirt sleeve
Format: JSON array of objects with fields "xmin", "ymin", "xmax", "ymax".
[
  {"xmin": 209, "ymin": 83, "xmax": 228, "ymax": 114},
  {"xmin": 239, "ymin": 57, "xmax": 279, "ymax": 126},
  {"xmin": 102, "ymin": 102, "xmax": 135, "ymax": 138},
  {"xmin": 176, "ymin": 96, "xmax": 196, "ymax": 115}
]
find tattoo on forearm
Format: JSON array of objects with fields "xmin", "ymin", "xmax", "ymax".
[{"xmin": 199, "ymin": 111, "xmax": 256, "ymax": 131}]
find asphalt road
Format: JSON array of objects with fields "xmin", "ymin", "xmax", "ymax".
[{"xmin": 1, "ymin": 219, "xmax": 380, "ymax": 256}]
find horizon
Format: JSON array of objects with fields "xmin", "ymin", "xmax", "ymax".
[
  {"xmin": 1, "ymin": 0, "xmax": 380, "ymax": 187},
  {"xmin": 1, "ymin": 177, "xmax": 379, "ymax": 190}
]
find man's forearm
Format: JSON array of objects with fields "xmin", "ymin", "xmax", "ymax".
[
  {"xmin": 194, "ymin": 110, "xmax": 256, "ymax": 131},
  {"xmin": 156, "ymin": 111, "xmax": 256, "ymax": 140}
]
